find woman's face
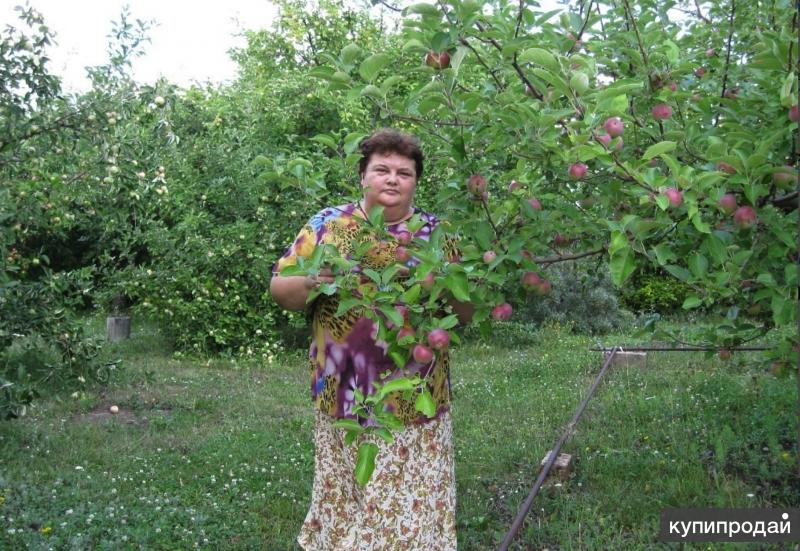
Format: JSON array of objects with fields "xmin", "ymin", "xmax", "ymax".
[{"xmin": 360, "ymin": 152, "xmax": 417, "ymax": 215}]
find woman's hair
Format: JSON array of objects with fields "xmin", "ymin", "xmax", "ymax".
[{"xmin": 358, "ymin": 129, "xmax": 424, "ymax": 179}]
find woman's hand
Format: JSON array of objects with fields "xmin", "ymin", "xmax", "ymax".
[{"xmin": 304, "ymin": 266, "xmax": 337, "ymax": 290}]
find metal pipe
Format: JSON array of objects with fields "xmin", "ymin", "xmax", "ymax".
[
  {"xmin": 590, "ymin": 346, "xmax": 772, "ymax": 352},
  {"xmin": 497, "ymin": 347, "xmax": 620, "ymax": 551}
]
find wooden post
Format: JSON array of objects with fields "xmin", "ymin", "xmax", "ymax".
[{"xmin": 106, "ymin": 316, "xmax": 131, "ymax": 342}]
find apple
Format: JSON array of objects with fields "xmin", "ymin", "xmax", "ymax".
[
  {"xmin": 425, "ymin": 50, "xmax": 450, "ymax": 70},
  {"xmin": 536, "ymin": 280, "xmax": 552, "ymax": 295},
  {"xmin": 772, "ymin": 166, "xmax": 797, "ymax": 185},
  {"xmin": 664, "ymin": 187, "xmax": 682, "ymax": 207},
  {"xmin": 705, "ymin": 48, "xmax": 716, "ymax": 57},
  {"xmin": 396, "ymin": 230, "xmax": 412, "ymax": 245},
  {"xmin": 413, "ymin": 344, "xmax": 434, "ymax": 363},
  {"xmin": 603, "ymin": 116, "xmax": 624, "ymax": 137},
  {"xmin": 695, "ymin": 67, "xmax": 706, "ymax": 77},
  {"xmin": 420, "ymin": 272, "xmax": 435, "ymax": 291},
  {"xmin": 395, "ymin": 246, "xmax": 411, "ymax": 263},
  {"xmin": 395, "ymin": 304, "xmax": 410, "ymax": 323},
  {"xmin": 718, "ymin": 193, "xmax": 737, "ymax": 214},
  {"xmin": 790, "ymin": 105, "xmax": 800, "ymax": 123},
  {"xmin": 154, "ymin": 96, "xmax": 166, "ymax": 107},
  {"xmin": 733, "ymin": 206, "xmax": 757, "ymax": 227},
  {"xmin": 595, "ymin": 133, "xmax": 612, "ymax": 148},
  {"xmin": 427, "ymin": 328, "xmax": 450, "ymax": 351},
  {"xmin": 491, "ymin": 303, "xmax": 513, "ymax": 321},
  {"xmin": 483, "ymin": 250, "xmax": 497, "ymax": 264},
  {"xmin": 397, "ymin": 327, "xmax": 416, "ymax": 342},
  {"xmin": 718, "ymin": 349, "xmax": 732, "ymax": 361},
  {"xmin": 717, "ymin": 161, "xmax": 736, "ymax": 174},
  {"xmin": 569, "ymin": 72, "xmax": 590, "ymax": 94},
  {"xmin": 528, "ymin": 197, "xmax": 542, "ymax": 211},
  {"xmin": 521, "ymin": 271, "xmax": 542, "ymax": 290},
  {"xmin": 508, "ymin": 180, "xmax": 522, "ymax": 192},
  {"xmin": 109, "ymin": 405, "xmax": 119, "ymax": 414},
  {"xmin": 467, "ymin": 174, "xmax": 487, "ymax": 195},
  {"xmin": 569, "ymin": 162, "xmax": 588, "ymax": 180},
  {"xmin": 553, "ymin": 233, "xmax": 570, "ymax": 247},
  {"xmin": 578, "ymin": 197, "xmax": 596, "ymax": 208},
  {"xmin": 651, "ymin": 103, "xmax": 673, "ymax": 120},
  {"xmin": 723, "ymin": 88, "xmax": 738, "ymax": 100},
  {"xmin": 666, "ymin": 81, "xmax": 678, "ymax": 92}
]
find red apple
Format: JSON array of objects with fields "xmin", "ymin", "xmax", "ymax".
[
  {"xmin": 733, "ymin": 206, "xmax": 757, "ymax": 227},
  {"xmin": 396, "ymin": 230, "xmax": 412, "ymax": 245},
  {"xmin": 595, "ymin": 133, "xmax": 612, "ymax": 148},
  {"xmin": 718, "ymin": 193, "xmax": 737, "ymax": 214},
  {"xmin": 717, "ymin": 161, "xmax": 737, "ymax": 174},
  {"xmin": 521, "ymin": 271, "xmax": 542, "ymax": 290},
  {"xmin": 790, "ymin": 105, "xmax": 800, "ymax": 123},
  {"xmin": 491, "ymin": 303, "xmax": 513, "ymax": 321},
  {"xmin": 553, "ymin": 233, "xmax": 570, "ymax": 247},
  {"xmin": 528, "ymin": 197, "xmax": 542, "ymax": 211},
  {"xmin": 651, "ymin": 103, "xmax": 673, "ymax": 120},
  {"xmin": 420, "ymin": 272, "xmax": 435, "ymax": 291},
  {"xmin": 664, "ymin": 187, "xmax": 683, "ymax": 208},
  {"xmin": 467, "ymin": 174, "xmax": 487, "ymax": 195},
  {"xmin": 773, "ymin": 166, "xmax": 797, "ymax": 185},
  {"xmin": 426, "ymin": 328, "xmax": 450, "ymax": 351},
  {"xmin": 395, "ymin": 304, "xmax": 410, "ymax": 323},
  {"xmin": 412, "ymin": 344, "xmax": 434, "ymax": 363},
  {"xmin": 723, "ymin": 88, "xmax": 738, "ymax": 100},
  {"xmin": 603, "ymin": 117, "xmax": 624, "ymax": 137},
  {"xmin": 666, "ymin": 81, "xmax": 678, "ymax": 92},
  {"xmin": 483, "ymin": 250, "xmax": 497, "ymax": 264},
  {"xmin": 425, "ymin": 50, "xmax": 450, "ymax": 70},
  {"xmin": 569, "ymin": 162, "xmax": 588, "ymax": 180},
  {"xmin": 508, "ymin": 180, "xmax": 522, "ymax": 192},
  {"xmin": 718, "ymin": 348, "xmax": 732, "ymax": 361},
  {"xmin": 705, "ymin": 48, "xmax": 716, "ymax": 57},
  {"xmin": 536, "ymin": 280, "xmax": 552, "ymax": 295},
  {"xmin": 395, "ymin": 246, "xmax": 411, "ymax": 263},
  {"xmin": 695, "ymin": 67, "xmax": 706, "ymax": 77}
]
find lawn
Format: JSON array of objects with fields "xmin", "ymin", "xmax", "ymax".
[{"xmin": 0, "ymin": 318, "xmax": 796, "ymax": 550}]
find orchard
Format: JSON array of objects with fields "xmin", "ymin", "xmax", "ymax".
[{"xmin": 0, "ymin": 0, "xmax": 797, "ymax": 547}]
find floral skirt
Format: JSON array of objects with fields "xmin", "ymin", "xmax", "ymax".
[{"xmin": 297, "ymin": 410, "xmax": 457, "ymax": 551}]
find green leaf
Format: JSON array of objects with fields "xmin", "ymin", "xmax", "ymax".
[
  {"xmin": 374, "ymin": 428, "xmax": 395, "ymax": 445},
  {"xmin": 642, "ymin": 141, "xmax": 676, "ymax": 161},
  {"xmin": 665, "ymin": 264, "xmax": 692, "ymax": 281},
  {"xmin": 415, "ymin": 389, "xmax": 437, "ymax": 417},
  {"xmin": 653, "ymin": 244, "xmax": 676, "ymax": 265},
  {"xmin": 688, "ymin": 253, "xmax": 708, "ymax": 278},
  {"xmin": 333, "ymin": 419, "xmax": 364, "ymax": 433},
  {"xmin": 340, "ymin": 43, "xmax": 361, "ymax": 65},
  {"xmin": 609, "ymin": 234, "xmax": 636, "ymax": 286},
  {"xmin": 379, "ymin": 304, "xmax": 404, "ymax": 327},
  {"xmin": 445, "ymin": 271, "xmax": 470, "ymax": 302},
  {"xmin": 359, "ymin": 54, "xmax": 392, "ymax": 82},
  {"xmin": 400, "ymin": 284, "xmax": 421, "ymax": 304},
  {"xmin": 690, "ymin": 214, "xmax": 712, "ymax": 234},
  {"xmin": 682, "ymin": 296, "xmax": 703, "ymax": 309},
  {"xmin": 377, "ymin": 377, "xmax": 419, "ymax": 399},
  {"xmin": 404, "ymin": 3, "xmax": 440, "ymax": 17},
  {"xmin": 355, "ymin": 442, "xmax": 379, "ymax": 486},
  {"xmin": 518, "ymin": 47, "xmax": 559, "ymax": 71},
  {"xmin": 311, "ymin": 134, "xmax": 338, "ymax": 151}
]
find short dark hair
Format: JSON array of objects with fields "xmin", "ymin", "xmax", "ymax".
[{"xmin": 358, "ymin": 129, "xmax": 424, "ymax": 179}]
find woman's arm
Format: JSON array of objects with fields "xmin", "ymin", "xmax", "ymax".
[{"xmin": 269, "ymin": 268, "xmax": 336, "ymax": 311}]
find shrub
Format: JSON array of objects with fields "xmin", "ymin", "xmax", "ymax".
[
  {"xmin": 621, "ymin": 271, "xmax": 691, "ymax": 313},
  {"xmin": 517, "ymin": 261, "xmax": 634, "ymax": 335}
]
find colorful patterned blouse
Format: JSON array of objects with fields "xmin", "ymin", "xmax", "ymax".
[{"xmin": 273, "ymin": 203, "xmax": 452, "ymax": 426}]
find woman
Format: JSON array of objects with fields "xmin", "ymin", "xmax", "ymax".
[{"xmin": 270, "ymin": 128, "xmax": 472, "ymax": 550}]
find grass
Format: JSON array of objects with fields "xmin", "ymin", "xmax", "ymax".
[{"xmin": 0, "ymin": 318, "xmax": 797, "ymax": 550}]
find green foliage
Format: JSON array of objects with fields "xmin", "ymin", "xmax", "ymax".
[
  {"xmin": 621, "ymin": 270, "xmax": 691, "ymax": 313},
  {"xmin": 519, "ymin": 261, "xmax": 635, "ymax": 334}
]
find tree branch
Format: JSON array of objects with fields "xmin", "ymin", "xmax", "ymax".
[
  {"xmin": 534, "ymin": 247, "xmax": 606, "ymax": 267},
  {"xmin": 715, "ymin": 0, "xmax": 737, "ymax": 127}
]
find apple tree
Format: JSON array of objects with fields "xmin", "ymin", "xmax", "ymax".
[{"xmin": 278, "ymin": 0, "xmax": 797, "ymax": 481}]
